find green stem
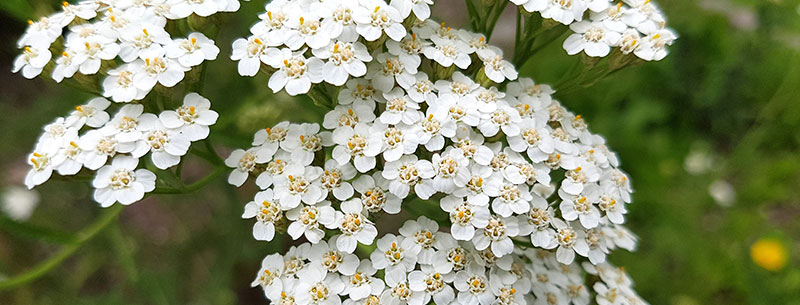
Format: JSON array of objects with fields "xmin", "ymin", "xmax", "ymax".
[
  {"xmin": 464, "ymin": 0, "xmax": 481, "ymax": 31},
  {"xmin": 0, "ymin": 204, "xmax": 124, "ymax": 291},
  {"xmin": 484, "ymin": 1, "xmax": 509, "ymax": 41}
]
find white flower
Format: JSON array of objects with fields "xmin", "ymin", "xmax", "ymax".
[
  {"xmin": 230, "ymin": 36, "xmax": 269, "ymax": 76},
  {"xmin": 354, "ymin": 0, "xmax": 407, "ymax": 41},
  {"xmin": 452, "ymin": 163, "xmax": 501, "ymax": 206},
  {"xmin": 431, "ymin": 149, "xmax": 470, "ymax": 193},
  {"xmin": 552, "ymin": 219, "xmax": 578, "ymax": 264},
  {"xmin": 133, "ymin": 56, "xmax": 189, "ymax": 90},
  {"xmin": 169, "ymin": 0, "xmax": 222, "ymax": 18},
  {"xmin": 431, "ymin": 234, "xmax": 470, "ymax": 274},
  {"xmin": 324, "ymin": 104, "xmax": 376, "ymax": 131},
  {"xmin": 118, "ymin": 23, "xmax": 171, "ymax": 62},
  {"xmin": 382, "ymin": 155, "xmax": 436, "ymax": 199},
  {"xmin": 18, "ymin": 17, "xmax": 63, "ymax": 48},
  {"xmin": 386, "ymin": 34, "xmax": 428, "ymax": 73},
  {"xmin": 441, "ymin": 196, "xmax": 491, "ymax": 240},
  {"xmin": 103, "ymin": 64, "xmax": 150, "ymax": 102},
  {"xmin": 78, "ymin": 130, "xmax": 136, "ymax": 170},
  {"xmin": 25, "ymin": 149, "xmax": 60, "ymax": 189},
  {"xmin": 574, "ymin": 228, "xmax": 609, "ymax": 264},
  {"xmin": 353, "ymin": 173, "xmax": 402, "ymax": 214},
  {"xmin": 482, "ymin": 55, "xmax": 518, "ymax": 83},
  {"xmin": 634, "ymin": 28, "xmax": 676, "ymax": 61},
  {"xmin": 264, "ymin": 48, "xmax": 324, "ymax": 96},
  {"xmin": 165, "ymin": 32, "xmax": 220, "ymax": 67},
  {"xmin": 332, "ymin": 123, "xmax": 377, "ymax": 173},
  {"xmin": 370, "ymin": 233, "xmax": 418, "ymax": 284},
  {"xmin": 307, "ymin": 238, "xmax": 361, "ymax": 276},
  {"xmin": 295, "ymin": 271, "xmax": 345, "ymax": 305},
  {"xmin": 285, "ymin": 13, "xmax": 332, "ymax": 49},
  {"xmin": 132, "ymin": 116, "xmax": 191, "ymax": 169},
  {"xmin": 398, "ymin": 216, "xmax": 439, "ymax": 264},
  {"xmin": 1, "ymin": 186, "xmax": 40, "ymax": 221},
  {"xmin": 507, "ymin": 119, "xmax": 555, "ymax": 162},
  {"xmin": 366, "ymin": 53, "xmax": 417, "ymax": 92},
  {"xmin": 519, "ymin": 201, "xmax": 558, "ymax": 249},
  {"xmin": 72, "ymin": 38, "xmax": 121, "ymax": 75},
  {"xmin": 274, "ymin": 164, "xmax": 326, "ymax": 208},
  {"xmin": 365, "ymin": 123, "xmax": 418, "ymax": 162},
  {"xmin": 52, "ymin": 50, "xmax": 80, "ymax": 82},
  {"xmin": 415, "ymin": 110, "xmax": 451, "ymax": 152},
  {"xmin": 12, "ymin": 46, "xmax": 51, "ymax": 79},
  {"xmin": 159, "ymin": 92, "xmax": 219, "ymax": 141},
  {"xmin": 319, "ymin": 159, "xmax": 356, "ymax": 200},
  {"xmin": 559, "ymin": 190, "xmax": 602, "ymax": 229},
  {"xmin": 287, "ymin": 201, "xmax": 337, "ymax": 243},
  {"xmin": 92, "ymin": 156, "xmax": 156, "ymax": 207},
  {"xmin": 491, "ymin": 182, "xmax": 533, "ymax": 217},
  {"xmin": 281, "ymin": 123, "xmax": 333, "ymax": 166},
  {"xmin": 66, "ymin": 98, "xmax": 111, "ymax": 129},
  {"xmin": 253, "ymin": 121, "xmax": 290, "ymax": 155},
  {"xmin": 379, "ymin": 87, "xmax": 421, "ymax": 125},
  {"xmin": 526, "ymin": 0, "xmax": 588, "ymax": 25},
  {"xmin": 255, "ymin": 149, "xmax": 292, "ymax": 189},
  {"xmin": 100, "ymin": 104, "xmax": 152, "ymax": 143},
  {"xmin": 54, "ymin": 137, "xmax": 84, "ymax": 176},
  {"xmin": 380, "ymin": 272, "xmax": 423, "ymax": 305},
  {"xmin": 507, "ymin": 77, "xmax": 555, "ymax": 107},
  {"xmin": 224, "ymin": 147, "xmax": 273, "ymax": 187},
  {"xmin": 408, "ymin": 265, "xmax": 455, "ymax": 305},
  {"xmin": 337, "ymin": 79, "xmax": 382, "ymax": 106},
  {"xmin": 478, "ymin": 101, "xmax": 522, "ymax": 137},
  {"xmin": 472, "ymin": 216, "xmax": 519, "ymax": 257},
  {"xmin": 453, "ymin": 270, "xmax": 494, "ymax": 305},
  {"xmin": 334, "ymin": 198, "xmax": 378, "ymax": 253},
  {"xmin": 242, "ymin": 189, "xmax": 283, "ymax": 241},
  {"xmin": 312, "ymin": 41, "xmax": 372, "ymax": 85},
  {"xmin": 343, "ymin": 259, "xmax": 386, "ymax": 300},
  {"xmin": 390, "ymin": 0, "xmax": 433, "ymax": 20},
  {"xmin": 322, "ymin": 0, "xmax": 360, "ymax": 42},
  {"xmin": 563, "ymin": 21, "xmax": 621, "ymax": 57},
  {"xmin": 422, "ymin": 37, "xmax": 471, "ymax": 69},
  {"xmin": 38, "ymin": 117, "xmax": 78, "ymax": 148},
  {"xmin": 251, "ymin": 253, "xmax": 284, "ymax": 295}
]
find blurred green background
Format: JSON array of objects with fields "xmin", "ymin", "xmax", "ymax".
[{"xmin": 1, "ymin": 0, "xmax": 799, "ymax": 304}]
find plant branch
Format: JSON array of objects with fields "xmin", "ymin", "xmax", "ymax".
[{"xmin": 0, "ymin": 204, "xmax": 124, "ymax": 291}]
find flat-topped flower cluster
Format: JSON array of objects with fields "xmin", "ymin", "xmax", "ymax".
[
  {"xmin": 12, "ymin": 0, "xmax": 237, "ymax": 102},
  {"xmin": 510, "ymin": 0, "xmax": 677, "ymax": 60},
  {"xmin": 13, "ymin": 0, "xmax": 677, "ymax": 304},
  {"xmin": 25, "ymin": 93, "xmax": 218, "ymax": 206}
]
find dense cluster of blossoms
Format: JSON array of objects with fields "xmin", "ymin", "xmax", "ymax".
[
  {"xmin": 14, "ymin": 0, "xmax": 678, "ymax": 303},
  {"xmin": 12, "ymin": 0, "xmax": 237, "ymax": 102},
  {"xmin": 510, "ymin": 0, "xmax": 677, "ymax": 60},
  {"xmin": 24, "ymin": 93, "xmax": 218, "ymax": 207},
  {"xmin": 219, "ymin": 1, "xmax": 655, "ymax": 304}
]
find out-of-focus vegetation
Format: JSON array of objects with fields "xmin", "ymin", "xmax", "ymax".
[{"xmin": 1, "ymin": 0, "xmax": 799, "ymax": 304}]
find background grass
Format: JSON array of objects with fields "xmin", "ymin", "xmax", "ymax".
[{"xmin": 0, "ymin": 0, "xmax": 799, "ymax": 304}]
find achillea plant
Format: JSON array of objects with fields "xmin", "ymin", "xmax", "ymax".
[{"xmin": 11, "ymin": 0, "xmax": 676, "ymax": 303}]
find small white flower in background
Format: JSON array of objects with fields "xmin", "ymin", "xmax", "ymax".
[
  {"xmin": 353, "ymin": 0, "xmax": 407, "ymax": 41},
  {"xmin": 285, "ymin": 13, "xmax": 332, "ymax": 49},
  {"xmin": 319, "ymin": 159, "xmax": 357, "ymax": 200},
  {"xmin": 165, "ymin": 32, "xmax": 220, "ymax": 67},
  {"xmin": 52, "ymin": 50, "xmax": 80, "ymax": 83},
  {"xmin": 397, "ymin": 216, "xmax": 439, "ymax": 264},
  {"xmin": 100, "ymin": 104, "xmax": 153, "ymax": 143},
  {"xmin": 321, "ymin": 0, "xmax": 360, "ymax": 43},
  {"xmin": 92, "ymin": 156, "xmax": 156, "ymax": 207},
  {"xmin": 423, "ymin": 37, "xmax": 471, "ymax": 69},
  {"xmin": 379, "ymin": 87, "xmax": 421, "ymax": 125},
  {"xmin": 312, "ymin": 41, "xmax": 372, "ymax": 86},
  {"xmin": 370, "ymin": 233, "xmax": 417, "ymax": 284},
  {"xmin": 365, "ymin": 123, "xmax": 419, "ymax": 162},
  {"xmin": 472, "ymin": 215, "xmax": 519, "ymax": 257},
  {"xmin": 353, "ymin": 173, "xmax": 402, "ymax": 214},
  {"xmin": 709, "ymin": 179, "xmax": 736, "ymax": 207},
  {"xmin": 242, "ymin": 189, "xmax": 283, "ymax": 241},
  {"xmin": 634, "ymin": 28, "xmax": 677, "ymax": 61},
  {"xmin": 37, "ymin": 117, "xmax": 78, "ymax": 148},
  {"xmin": 18, "ymin": 17, "xmax": 63, "ymax": 48},
  {"xmin": 274, "ymin": 164, "xmax": 326, "ymax": 208},
  {"xmin": 72, "ymin": 38, "xmax": 121, "ymax": 75},
  {"xmin": 366, "ymin": 53, "xmax": 417, "ymax": 92},
  {"xmin": 225, "ymin": 147, "xmax": 274, "ymax": 187},
  {"xmin": 1, "ymin": 186, "xmax": 40, "ymax": 221},
  {"xmin": 66, "ymin": 98, "xmax": 112, "ymax": 129},
  {"xmin": 343, "ymin": 259, "xmax": 385, "ymax": 300},
  {"xmin": 563, "ymin": 21, "xmax": 621, "ymax": 57},
  {"xmin": 281, "ymin": 123, "xmax": 332, "ymax": 166},
  {"xmin": 12, "ymin": 46, "xmax": 51, "ymax": 79},
  {"xmin": 482, "ymin": 55, "xmax": 518, "ymax": 83},
  {"xmin": 453, "ymin": 269, "xmax": 494, "ymax": 305},
  {"xmin": 159, "ymin": 92, "xmax": 219, "ymax": 141},
  {"xmin": 264, "ymin": 48, "xmax": 325, "ymax": 96},
  {"xmin": 252, "ymin": 121, "xmax": 291, "ymax": 156}
]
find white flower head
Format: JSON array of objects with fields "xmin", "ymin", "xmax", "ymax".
[
  {"xmin": 354, "ymin": 0, "xmax": 407, "ymax": 41},
  {"xmin": 92, "ymin": 156, "xmax": 156, "ymax": 207},
  {"xmin": 159, "ymin": 92, "xmax": 219, "ymax": 141},
  {"xmin": 264, "ymin": 48, "xmax": 325, "ymax": 96},
  {"xmin": 165, "ymin": 32, "xmax": 220, "ymax": 67}
]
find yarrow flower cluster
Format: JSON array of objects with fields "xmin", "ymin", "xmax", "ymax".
[
  {"xmin": 15, "ymin": 0, "xmax": 678, "ymax": 303},
  {"xmin": 12, "ymin": 0, "xmax": 237, "ymax": 102},
  {"xmin": 509, "ymin": 0, "xmax": 677, "ymax": 59},
  {"xmin": 24, "ymin": 93, "xmax": 218, "ymax": 207}
]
